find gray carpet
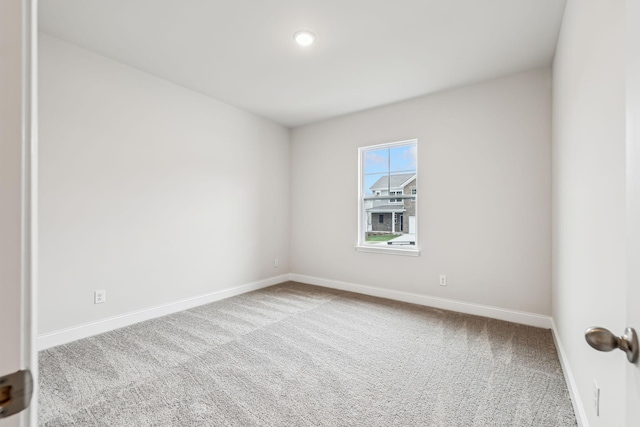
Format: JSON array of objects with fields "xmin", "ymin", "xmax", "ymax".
[{"xmin": 38, "ymin": 282, "xmax": 577, "ymax": 426}]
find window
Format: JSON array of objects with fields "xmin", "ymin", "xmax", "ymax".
[
  {"xmin": 357, "ymin": 139, "xmax": 418, "ymax": 255},
  {"xmin": 389, "ymin": 190, "xmax": 403, "ymax": 203}
]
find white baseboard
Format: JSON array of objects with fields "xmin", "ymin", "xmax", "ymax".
[
  {"xmin": 40, "ymin": 273, "xmax": 553, "ymax": 349},
  {"xmin": 551, "ymin": 319, "xmax": 588, "ymax": 427},
  {"xmin": 289, "ymin": 273, "xmax": 552, "ymax": 329},
  {"xmin": 38, "ymin": 274, "xmax": 290, "ymax": 350}
]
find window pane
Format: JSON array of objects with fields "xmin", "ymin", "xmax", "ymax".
[
  {"xmin": 360, "ymin": 140, "xmax": 417, "ymax": 248},
  {"xmin": 363, "ymin": 172, "xmax": 389, "ymax": 198},
  {"xmin": 389, "ymin": 145, "xmax": 417, "ymax": 175},
  {"xmin": 363, "ymin": 148, "xmax": 389, "ymax": 181}
]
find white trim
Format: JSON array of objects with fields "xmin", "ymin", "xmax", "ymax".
[
  {"xmin": 355, "ymin": 245, "xmax": 420, "ymax": 256},
  {"xmin": 550, "ymin": 319, "xmax": 588, "ymax": 427},
  {"xmin": 360, "ymin": 138, "xmax": 418, "ymax": 151},
  {"xmin": 289, "ymin": 273, "xmax": 552, "ymax": 328},
  {"xmin": 37, "ymin": 274, "xmax": 290, "ymax": 350},
  {"xmin": 26, "ymin": 1, "xmax": 38, "ymax": 425},
  {"xmin": 367, "ymin": 207, "xmax": 406, "ymax": 213}
]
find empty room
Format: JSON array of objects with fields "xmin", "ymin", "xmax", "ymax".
[{"xmin": 1, "ymin": 0, "xmax": 639, "ymax": 426}]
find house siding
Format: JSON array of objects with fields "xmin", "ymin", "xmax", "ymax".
[
  {"xmin": 372, "ymin": 213, "xmax": 394, "ymax": 232},
  {"xmin": 403, "ymin": 178, "xmax": 417, "ymax": 218},
  {"xmin": 371, "ymin": 212, "xmax": 406, "ymax": 233}
]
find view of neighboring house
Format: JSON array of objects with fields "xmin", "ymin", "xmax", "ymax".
[{"xmin": 366, "ymin": 173, "xmax": 416, "ymax": 234}]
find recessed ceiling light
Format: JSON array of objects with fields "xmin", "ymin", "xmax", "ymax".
[{"xmin": 294, "ymin": 30, "xmax": 315, "ymax": 47}]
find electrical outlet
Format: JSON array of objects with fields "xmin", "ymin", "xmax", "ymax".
[
  {"xmin": 274, "ymin": 259, "xmax": 279, "ymax": 268},
  {"xmin": 439, "ymin": 274, "xmax": 447, "ymax": 286},
  {"xmin": 94, "ymin": 290, "xmax": 106, "ymax": 304},
  {"xmin": 593, "ymin": 380, "xmax": 600, "ymax": 416}
]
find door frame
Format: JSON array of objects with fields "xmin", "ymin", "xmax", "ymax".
[
  {"xmin": 626, "ymin": 0, "xmax": 640, "ymax": 425},
  {"xmin": 0, "ymin": 0, "xmax": 37, "ymax": 426}
]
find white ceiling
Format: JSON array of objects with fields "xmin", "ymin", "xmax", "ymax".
[{"xmin": 39, "ymin": 0, "xmax": 567, "ymax": 128}]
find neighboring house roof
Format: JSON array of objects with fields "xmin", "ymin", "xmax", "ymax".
[
  {"xmin": 367, "ymin": 204, "xmax": 406, "ymax": 213},
  {"xmin": 370, "ymin": 173, "xmax": 416, "ymax": 191}
]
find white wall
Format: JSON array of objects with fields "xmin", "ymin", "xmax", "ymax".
[
  {"xmin": 291, "ymin": 69, "xmax": 552, "ymax": 316},
  {"xmin": 552, "ymin": 0, "xmax": 626, "ymax": 426},
  {"xmin": 38, "ymin": 34, "xmax": 290, "ymax": 335}
]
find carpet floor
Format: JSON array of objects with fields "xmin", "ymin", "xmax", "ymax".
[{"xmin": 38, "ymin": 282, "xmax": 577, "ymax": 426}]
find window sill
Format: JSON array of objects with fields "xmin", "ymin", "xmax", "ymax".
[{"xmin": 355, "ymin": 245, "xmax": 420, "ymax": 257}]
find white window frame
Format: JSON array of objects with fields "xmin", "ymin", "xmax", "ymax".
[
  {"xmin": 356, "ymin": 139, "xmax": 419, "ymax": 256},
  {"xmin": 389, "ymin": 190, "xmax": 403, "ymax": 203}
]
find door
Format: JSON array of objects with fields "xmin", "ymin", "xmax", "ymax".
[
  {"xmin": 627, "ymin": 0, "xmax": 640, "ymax": 423},
  {"xmin": 0, "ymin": 0, "xmax": 36, "ymax": 426}
]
